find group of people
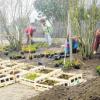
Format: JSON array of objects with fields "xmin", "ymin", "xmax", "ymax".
[
  {"xmin": 24, "ymin": 17, "xmax": 100, "ymax": 55},
  {"xmin": 24, "ymin": 17, "xmax": 53, "ymax": 46},
  {"xmin": 64, "ymin": 28, "xmax": 100, "ymax": 55}
]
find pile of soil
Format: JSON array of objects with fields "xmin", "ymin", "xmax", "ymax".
[{"xmin": 28, "ymin": 77, "xmax": 100, "ymax": 100}]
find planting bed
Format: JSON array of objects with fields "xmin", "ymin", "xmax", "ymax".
[
  {"xmin": 39, "ymin": 79, "xmax": 59, "ymax": 86},
  {"xmin": 36, "ymin": 68, "xmax": 53, "ymax": 74},
  {"xmin": 21, "ymin": 64, "xmax": 35, "ymax": 71},
  {"xmin": 0, "ymin": 57, "xmax": 85, "ymax": 92},
  {"xmin": 24, "ymin": 72, "xmax": 40, "ymax": 81},
  {"xmin": 20, "ymin": 67, "xmax": 84, "ymax": 91},
  {"xmin": 0, "ymin": 60, "xmax": 40, "ymax": 87},
  {"xmin": 58, "ymin": 74, "xmax": 73, "ymax": 79}
]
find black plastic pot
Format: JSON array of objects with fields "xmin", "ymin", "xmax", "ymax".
[
  {"xmin": 73, "ymin": 65, "xmax": 80, "ymax": 69},
  {"xmin": 53, "ymin": 55, "xmax": 61, "ymax": 60},
  {"xmin": 34, "ymin": 55, "xmax": 37, "ymax": 58},
  {"xmin": 17, "ymin": 56, "xmax": 22, "ymax": 59},
  {"xmin": 54, "ymin": 64, "xmax": 60, "ymax": 67},
  {"xmin": 9, "ymin": 56, "xmax": 13, "ymax": 59},
  {"xmin": 20, "ymin": 51, "xmax": 24, "ymax": 55},
  {"xmin": 48, "ymin": 55, "xmax": 53, "ymax": 59},
  {"xmin": 22, "ymin": 56, "xmax": 25, "ymax": 59},
  {"xmin": 60, "ymin": 55, "xmax": 65, "ymax": 58},
  {"xmin": 60, "ymin": 52, "xmax": 64, "ymax": 55},
  {"xmin": 36, "ymin": 55, "xmax": 40, "ymax": 58},
  {"xmin": 40, "ymin": 54, "xmax": 44, "ymax": 57},
  {"xmin": 4, "ymin": 51, "xmax": 9, "ymax": 56},
  {"xmin": 29, "ymin": 56, "xmax": 33, "ymax": 60},
  {"xmin": 30, "ymin": 51, "xmax": 36, "ymax": 53},
  {"xmin": 45, "ymin": 55, "xmax": 49, "ymax": 58},
  {"xmin": 38, "ymin": 62, "xmax": 43, "ymax": 65}
]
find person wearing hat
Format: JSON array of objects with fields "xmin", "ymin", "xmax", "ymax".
[
  {"xmin": 40, "ymin": 17, "xmax": 53, "ymax": 46},
  {"xmin": 24, "ymin": 23, "xmax": 36, "ymax": 44}
]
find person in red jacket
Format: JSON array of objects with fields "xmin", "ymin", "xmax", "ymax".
[
  {"xmin": 93, "ymin": 28, "xmax": 100, "ymax": 54},
  {"xmin": 24, "ymin": 23, "xmax": 36, "ymax": 44}
]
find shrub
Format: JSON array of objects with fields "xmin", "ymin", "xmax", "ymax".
[
  {"xmin": 96, "ymin": 66, "xmax": 100, "ymax": 75},
  {"xmin": 54, "ymin": 59, "xmax": 81, "ymax": 69},
  {"xmin": 22, "ymin": 45, "xmax": 37, "ymax": 53}
]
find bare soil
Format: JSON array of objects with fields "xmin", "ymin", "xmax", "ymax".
[
  {"xmin": 28, "ymin": 57, "xmax": 100, "ymax": 100},
  {"xmin": 29, "ymin": 77, "xmax": 100, "ymax": 100},
  {"xmin": 0, "ymin": 44, "xmax": 100, "ymax": 100}
]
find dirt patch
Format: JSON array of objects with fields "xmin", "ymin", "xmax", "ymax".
[
  {"xmin": 28, "ymin": 77, "xmax": 100, "ymax": 100},
  {"xmin": 0, "ymin": 44, "xmax": 100, "ymax": 100},
  {"xmin": 27, "ymin": 56, "xmax": 100, "ymax": 100}
]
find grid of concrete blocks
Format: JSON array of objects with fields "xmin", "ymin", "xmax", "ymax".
[{"xmin": 0, "ymin": 59, "xmax": 85, "ymax": 91}]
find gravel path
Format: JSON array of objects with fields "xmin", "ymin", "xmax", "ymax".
[{"xmin": 0, "ymin": 83, "xmax": 39, "ymax": 100}]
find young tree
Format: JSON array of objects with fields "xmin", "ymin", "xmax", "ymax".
[
  {"xmin": 69, "ymin": 0, "xmax": 100, "ymax": 58},
  {"xmin": 34, "ymin": 0, "xmax": 69, "ymax": 37},
  {"xmin": 0, "ymin": 0, "xmax": 33, "ymax": 50}
]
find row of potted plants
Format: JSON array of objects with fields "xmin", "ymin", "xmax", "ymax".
[
  {"xmin": 34, "ymin": 51, "xmax": 65, "ymax": 60},
  {"xmin": 8, "ymin": 52, "xmax": 25, "ymax": 60},
  {"xmin": 22, "ymin": 45, "xmax": 37, "ymax": 53},
  {"xmin": 54, "ymin": 59, "xmax": 81, "ymax": 69},
  {"xmin": 22, "ymin": 43, "xmax": 48, "ymax": 53}
]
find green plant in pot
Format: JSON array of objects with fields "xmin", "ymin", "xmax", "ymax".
[
  {"xmin": 54, "ymin": 59, "xmax": 63, "ymax": 67},
  {"xmin": 22, "ymin": 45, "xmax": 37, "ymax": 53},
  {"xmin": 64, "ymin": 60, "xmax": 73, "ymax": 69},
  {"xmin": 72, "ymin": 59, "xmax": 80, "ymax": 69}
]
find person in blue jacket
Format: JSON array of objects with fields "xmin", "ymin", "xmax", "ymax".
[{"xmin": 65, "ymin": 32, "xmax": 79, "ymax": 54}]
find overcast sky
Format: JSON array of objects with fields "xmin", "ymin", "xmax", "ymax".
[
  {"xmin": 0, "ymin": 0, "xmax": 100, "ymax": 23},
  {"xmin": 0, "ymin": 0, "xmax": 38, "ymax": 23}
]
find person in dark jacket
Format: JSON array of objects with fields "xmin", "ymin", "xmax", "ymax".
[{"xmin": 93, "ymin": 29, "xmax": 100, "ymax": 54}]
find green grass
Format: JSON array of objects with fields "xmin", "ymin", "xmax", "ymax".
[{"xmin": 25, "ymin": 72, "xmax": 40, "ymax": 80}]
